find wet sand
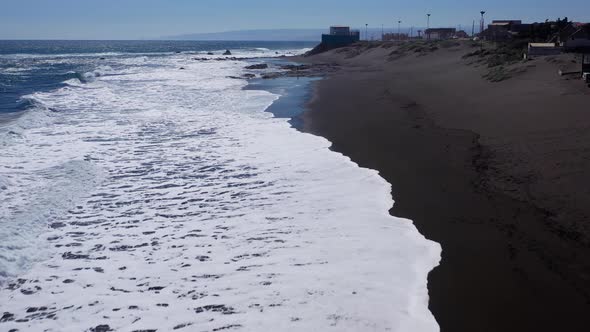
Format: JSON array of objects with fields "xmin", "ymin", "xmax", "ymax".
[{"xmin": 296, "ymin": 42, "xmax": 590, "ymax": 332}]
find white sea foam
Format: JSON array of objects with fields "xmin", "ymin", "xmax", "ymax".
[
  {"xmin": 0, "ymin": 48, "xmax": 311, "ymax": 61},
  {"xmin": 0, "ymin": 51, "xmax": 440, "ymax": 331}
]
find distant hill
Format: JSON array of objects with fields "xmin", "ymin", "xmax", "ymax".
[{"xmin": 164, "ymin": 29, "xmax": 325, "ymax": 41}]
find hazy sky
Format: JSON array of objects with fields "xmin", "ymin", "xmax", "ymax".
[{"xmin": 1, "ymin": 0, "xmax": 587, "ymax": 39}]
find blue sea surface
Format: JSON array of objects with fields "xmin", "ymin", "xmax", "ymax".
[{"xmin": 0, "ymin": 40, "xmax": 315, "ymax": 119}]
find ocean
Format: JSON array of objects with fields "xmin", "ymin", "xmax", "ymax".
[{"xmin": 0, "ymin": 40, "xmax": 440, "ymax": 331}]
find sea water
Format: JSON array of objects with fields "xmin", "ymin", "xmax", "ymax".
[{"xmin": 0, "ymin": 41, "xmax": 440, "ymax": 331}]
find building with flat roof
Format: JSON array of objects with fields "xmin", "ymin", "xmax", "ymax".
[
  {"xmin": 424, "ymin": 28, "xmax": 456, "ymax": 40},
  {"xmin": 322, "ymin": 26, "xmax": 360, "ymax": 47},
  {"xmin": 330, "ymin": 26, "xmax": 353, "ymax": 35},
  {"xmin": 482, "ymin": 20, "xmax": 530, "ymax": 40}
]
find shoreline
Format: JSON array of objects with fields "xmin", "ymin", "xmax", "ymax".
[
  {"xmin": 295, "ymin": 42, "xmax": 590, "ymax": 331},
  {"xmin": 0, "ymin": 51, "xmax": 442, "ymax": 331},
  {"xmin": 244, "ymin": 58, "xmax": 443, "ymax": 330}
]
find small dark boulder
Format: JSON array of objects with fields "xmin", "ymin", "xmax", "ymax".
[
  {"xmin": 179, "ymin": 67, "xmax": 186, "ymax": 70},
  {"xmin": 242, "ymin": 73, "xmax": 256, "ymax": 79},
  {"xmin": 90, "ymin": 325, "xmax": 113, "ymax": 332},
  {"xmin": 223, "ymin": 50, "xmax": 232, "ymax": 55},
  {"xmin": 207, "ymin": 52, "xmax": 214, "ymax": 55},
  {"xmin": 1, "ymin": 312, "xmax": 15, "ymax": 322},
  {"xmin": 245, "ymin": 63, "xmax": 268, "ymax": 70},
  {"xmin": 261, "ymin": 72, "xmax": 282, "ymax": 79}
]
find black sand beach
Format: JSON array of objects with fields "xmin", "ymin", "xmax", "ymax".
[{"xmin": 294, "ymin": 42, "xmax": 590, "ymax": 331}]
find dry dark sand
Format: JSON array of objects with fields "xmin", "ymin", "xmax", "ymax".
[{"xmin": 296, "ymin": 42, "xmax": 590, "ymax": 332}]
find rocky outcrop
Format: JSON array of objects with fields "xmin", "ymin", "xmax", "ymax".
[
  {"xmin": 260, "ymin": 63, "xmax": 340, "ymax": 79},
  {"xmin": 223, "ymin": 50, "xmax": 232, "ymax": 55},
  {"xmin": 245, "ymin": 64, "xmax": 268, "ymax": 70},
  {"xmin": 305, "ymin": 42, "xmax": 361, "ymax": 56}
]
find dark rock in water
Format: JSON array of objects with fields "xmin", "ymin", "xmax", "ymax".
[
  {"xmin": 174, "ymin": 323, "xmax": 193, "ymax": 330},
  {"xmin": 242, "ymin": 74, "xmax": 256, "ymax": 79},
  {"xmin": 245, "ymin": 63, "xmax": 268, "ymax": 70},
  {"xmin": 1, "ymin": 312, "xmax": 15, "ymax": 322},
  {"xmin": 261, "ymin": 72, "xmax": 282, "ymax": 79},
  {"xmin": 195, "ymin": 255, "xmax": 210, "ymax": 262},
  {"xmin": 62, "ymin": 252, "xmax": 89, "ymax": 260},
  {"xmin": 281, "ymin": 64, "xmax": 309, "ymax": 70},
  {"xmin": 194, "ymin": 304, "xmax": 236, "ymax": 315},
  {"xmin": 223, "ymin": 50, "xmax": 232, "ymax": 55},
  {"xmin": 50, "ymin": 222, "xmax": 66, "ymax": 229},
  {"xmin": 90, "ymin": 325, "xmax": 113, "ymax": 332},
  {"xmin": 227, "ymin": 76, "xmax": 242, "ymax": 80},
  {"xmin": 20, "ymin": 286, "xmax": 41, "ymax": 295},
  {"xmin": 175, "ymin": 51, "xmax": 181, "ymax": 54},
  {"xmin": 207, "ymin": 52, "xmax": 214, "ymax": 55},
  {"xmin": 99, "ymin": 57, "xmax": 106, "ymax": 60},
  {"xmin": 62, "ymin": 279, "xmax": 75, "ymax": 284},
  {"xmin": 179, "ymin": 67, "xmax": 186, "ymax": 70}
]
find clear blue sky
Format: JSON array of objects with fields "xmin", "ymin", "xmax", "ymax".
[{"xmin": 0, "ymin": 0, "xmax": 587, "ymax": 39}]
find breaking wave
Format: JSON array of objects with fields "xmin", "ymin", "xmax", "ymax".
[{"xmin": 0, "ymin": 48, "xmax": 440, "ymax": 332}]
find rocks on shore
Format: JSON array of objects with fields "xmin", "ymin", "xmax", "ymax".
[
  {"xmin": 193, "ymin": 57, "xmax": 242, "ymax": 61},
  {"xmin": 223, "ymin": 50, "xmax": 232, "ymax": 55},
  {"xmin": 261, "ymin": 72, "xmax": 282, "ymax": 79},
  {"xmin": 245, "ymin": 63, "xmax": 268, "ymax": 70},
  {"xmin": 257, "ymin": 63, "xmax": 340, "ymax": 80},
  {"xmin": 227, "ymin": 73, "xmax": 257, "ymax": 80}
]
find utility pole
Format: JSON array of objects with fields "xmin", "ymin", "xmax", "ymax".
[
  {"xmin": 427, "ymin": 13, "xmax": 431, "ymax": 40},
  {"xmin": 480, "ymin": 11, "xmax": 486, "ymax": 34},
  {"xmin": 381, "ymin": 24, "xmax": 384, "ymax": 40},
  {"xmin": 365, "ymin": 23, "xmax": 368, "ymax": 41},
  {"xmin": 480, "ymin": 11, "xmax": 486, "ymax": 50},
  {"xmin": 472, "ymin": 20, "xmax": 475, "ymax": 37},
  {"xmin": 398, "ymin": 20, "xmax": 402, "ymax": 40}
]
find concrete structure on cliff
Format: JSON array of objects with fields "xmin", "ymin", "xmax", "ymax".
[
  {"xmin": 321, "ymin": 26, "xmax": 360, "ymax": 47},
  {"xmin": 483, "ymin": 20, "xmax": 530, "ymax": 40},
  {"xmin": 424, "ymin": 28, "xmax": 456, "ymax": 40}
]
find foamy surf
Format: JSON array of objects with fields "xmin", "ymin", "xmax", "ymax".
[{"xmin": 0, "ymin": 48, "xmax": 440, "ymax": 331}]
